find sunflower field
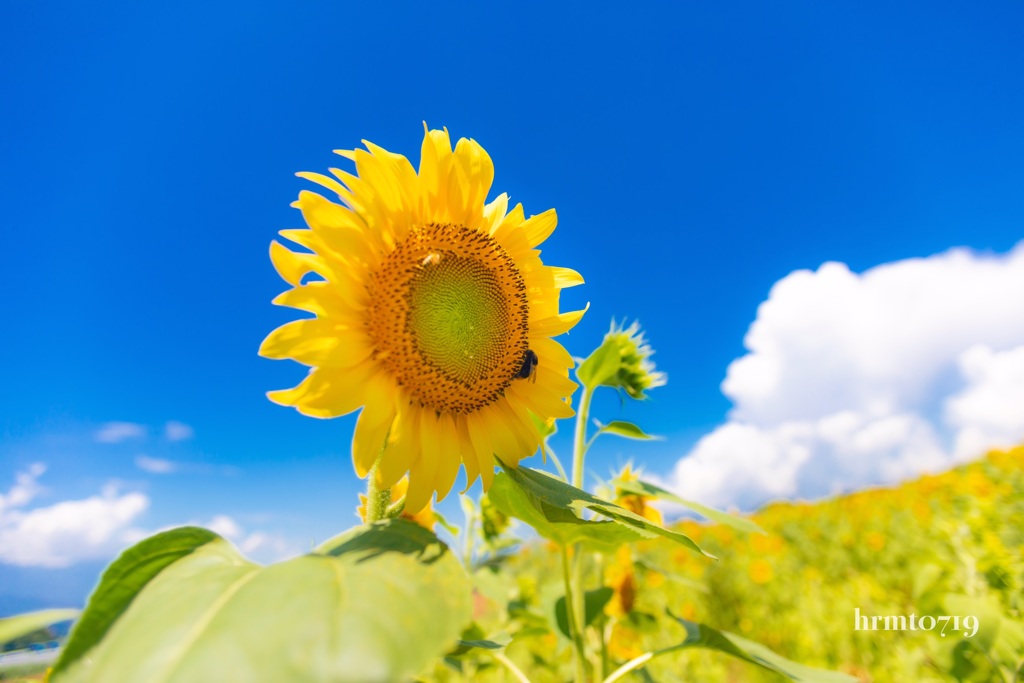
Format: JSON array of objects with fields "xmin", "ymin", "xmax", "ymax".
[
  {"xmin": 436, "ymin": 446, "xmax": 1022, "ymax": 683},
  {"xmin": 2, "ymin": 128, "xmax": 1021, "ymax": 683}
]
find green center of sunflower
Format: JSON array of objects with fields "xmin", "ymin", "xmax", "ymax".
[{"xmin": 366, "ymin": 223, "xmax": 529, "ymax": 414}]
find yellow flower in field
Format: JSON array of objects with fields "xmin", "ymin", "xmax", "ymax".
[
  {"xmin": 865, "ymin": 530, "xmax": 886, "ymax": 552},
  {"xmin": 607, "ymin": 623, "xmax": 644, "ymax": 661},
  {"xmin": 357, "ymin": 477, "xmax": 436, "ymax": 529},
  {"xmin": 261, "ymin": 126, "xmax": 585, "ymax": 512},
  {"xmin": 605, "ymin": 546, "xmax": 637, "ymax": 617},
  {"xmin": 748, "ymin": 559, "xmax": 774, "ymax": 584},
  {"xmin": 612, "ymin": 464, "xmax": 664, "ymax": 526}
]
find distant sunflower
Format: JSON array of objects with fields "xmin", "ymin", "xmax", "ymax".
[{"xmin": 261, "ymin": 126, "xmax": 586, "ymax": 513}]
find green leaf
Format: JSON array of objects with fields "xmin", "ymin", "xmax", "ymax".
[
  {"xmin": 576, "ymin": 338, "xmax": 621, "ymax": 388},
  {"xmin": 53, "ymin": 526, "xmax": 219, "ymax": 674},
  {"xmin": 554, "ymin": 587, "xmax": 614, "ymax": 638},
  {"xmin": 594, "ymin": 420, "xmax": 660, "ymax": 441},
  {"xmin": 658, "ymin": 611, "xmax": 857, "ymax": 682},
  {"xmin": 432, "ymin": 509, "xmax": 461, "ymax": 536},
  {"xmin": 52, "ymin": 520, "xmax": 471, "ymax": 683},
  {"xmin": 943, "ymin": 593, "xmax": 1024, "ymax": 668},
  {"xmin": 611, "ymin": 477, "xmax": 764, "ymax": 535},
  {"xmin": 0, "ymin": 609, "xmax": 79, "ymax": 648},
  {"xmin": 456, "ymin": 634, "xmax": 513, "ymax": 651},
  {"xmin": 489, "ymin": 464, "xmax": 711, "ymax": 557}
]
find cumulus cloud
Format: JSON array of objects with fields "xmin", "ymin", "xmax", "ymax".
[
  {"xmin": 94, "ymin": 422, "xmax": 147, "ymax": 444},
  {"xmin": 669, "ymin": 242, "xmax": 1024, "ymax": 510},
  {"xmin": 198, "ymin": 515, "xmax": 297, "ymax": 563},
  {"xmin": 135, "ymin": 455, "xmax": 178, "ymax": 474},
  {"xmin": 164, "ymin": 421, "xmax": 194, "ymax": 442},
  {"xmin": 0, "ymin": 466, "xmax": 149, "ymax": 567},
  {"xmin": 0, "ymin": 463, "xmax": 46, "ymax": 512}
]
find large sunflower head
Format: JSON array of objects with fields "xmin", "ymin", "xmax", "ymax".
[{"xmin": 260, "ymin": 126, "xmax": 586, "ymax": 513}]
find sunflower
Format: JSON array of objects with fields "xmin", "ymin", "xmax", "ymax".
[{"xmin": 260, "ymin": 126, "xmax": 586, "ymax": 513}]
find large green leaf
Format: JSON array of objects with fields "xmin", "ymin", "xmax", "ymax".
[
  {"xmin": 54, "ymin": 526, "xmax": 219, "ymax": 671},
  {"xmin": 51, "ymin": 520, "xmax": 471, "ymax": 683},
  {"xmin": 0, "ymin": 609, "xmax": 79, "ymax": 648},
  {"xmin": 658, "ymin": 611, "xmax": 857, "ymax": 682},
  {"xmin": 490, "ymin": 465, "xmax": 711, "ymax": 557},
  {"xmin": 610, "ymin": 478, "xmax": 764, "ymax": 534},
  {"xmin": 554, "ymin": 587, "xmax": 613, "ymax": 638}
]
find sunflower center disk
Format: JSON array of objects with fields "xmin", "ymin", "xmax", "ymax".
[{"xmin": 367, "ymin": 223, "xmax": 529, "ymax": 414}]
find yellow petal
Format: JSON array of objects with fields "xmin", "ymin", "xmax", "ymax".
[
  {"xmin": 352, "ymin": 382, "xmax": 396, "ymax": 478},
  {"xmin": 269, "ymin": 241, "xmax": 319, "ymax": 287},
  {"xmin": 419, "ymin": 126, "xmax": 454, "ymax": 219},
  {"xmin": 266, "ymin": 364, "xmax": 373, "ymax": 418},
  {"xmin": 293, "ymin": 190, "xmax": 380, "ymax": 265},
  {"xmin": 482, "ymin": 193, "xmax": 509, "ymax": 234},
  {"xmin": 494, "ymin": 398, "xmax": 541, "ymax": 464},
  {"xmin": 531, "ymin": 304, "xmax": 589, "ymax": 338},
  {"xmin": 520, "ymin": 209, "xmax": 557, "ymax": 248},
  {"xmin": 507, "ymin": 381, "xmax": 576, "ymax": 420},
  {"xmin": 455, "ymin": 415, "xmax": 480, "ymax": 493},
  {"xmin": 354, "ymin": 147, "xmax": 412, "ymax": 228},
  {"xmin": 404, "ymin": 410, "xmax": 440, "ymax": 515},
  {"xmin": 536, "ymin": 365, "xmax": 580, "ymax": 399},
  {"xmin": 295, "ymin": 171, "xmax": 357, "ymax": 208},
  {"xmin": 478, "ymin": 404, "xmax": 521, "ymax": 471},
  {"xmin": 528, "ymin": 337, "xmax": 576, "ymax": 370},
  {"xmin": 548, "ymin": 266, "xmax": 584, "ymax": 289},
  {"xmin": 259, "ymin": 318, "xmax": 371, "ymax": 368},
  {"xmin": 433, "ymin": 412, "xmax": 462, "ymax": 502},
  {"xmin": 271, "ymin": 281, "xmax": 354, "ymax": 318},
  {"xmin": 377, "ymin": 402, "xmax": 419, "ymax": 491},
  {"xmin": 466, "ymin": 413, "xmax": 496, "ymax": 490},
  {"xmin": 452, "ymin": 137, "xmax": 494, "ymax": 226},
  {"xmin": 490, "ymin": 202, "xmax": 525, "ymax": 241}
]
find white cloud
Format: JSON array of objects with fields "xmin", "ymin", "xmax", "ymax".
[
  {"xmin": 669, "ymin": 242, "xmax": 1024, "ymax": 510},
  {"xmin": 946, "ymin": 344, "xmax": 1024, "ymax": 460},
  {"xmin": 135, "ymin": 455, "xmax": 178, "ymax": 474},
  {"xmin": 0, "ymin": 467, "xmax": 149, "ymax": 568},
  {"xmin": 206, "ymin": 514, "xmax": 243, "ymax": 539},
  {"xmin": 164, "ymin": 421, "xmax": 194, "ymax": 442},
  {"xmin": 0, "ymin": 463, "xmax": 46, "ymax": 512},
  {"xmin": 95, "ymin": 422, "xmax": 147, "ymax": 444},
  {"xmin": 197, "ymin": 515, "xmax": 297, "ymax": 563}
]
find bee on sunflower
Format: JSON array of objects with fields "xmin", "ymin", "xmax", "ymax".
[{"xmin": 260, "ymin": 126, "xmax": 586, "ymax": 515}]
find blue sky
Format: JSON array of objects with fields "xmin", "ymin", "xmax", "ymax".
[{"xmin": 3, "ymin": 2, "xmax": 1024, "ymax": 611}]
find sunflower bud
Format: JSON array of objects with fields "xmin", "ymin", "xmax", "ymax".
[{"xmin": 578, "ymin": 320, "xmax": 667, "ymax": 399}]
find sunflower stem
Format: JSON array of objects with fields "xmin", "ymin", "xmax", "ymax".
[
  {"xmin": 569, "ymin": 385, "xmax": 595, "ymax": 680},
  {"xmin": 363, "ymin": 452, "xmax": 391, "ymax": 524},
  {"xmin": 384, "ymin": 496, "xmax": 406, "ymax": 518},
  {"xmin": 561, "ymin": 545, "xmax": 588, "ymax": 683},
  {"xmin": 571, "ymin": 386, "xmax": 595, "ymax": 490}
]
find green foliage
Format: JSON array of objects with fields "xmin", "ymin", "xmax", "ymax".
[
  {"xmin": 489, "ymin": 464, "xmax": 709, "ymax": 557},
  {"xmin": 657, "ymin": 611, "xmax": 857, "ymax": 683},
  {"xmin": 592, "ymin": 420, "xmax": 660, "ymax": 442},
  {"xmin": 53, "ymin": 526, "xmax": 218, "ymax": 673},
  {"xmin": 0, "ymin": 609, "xmax": 78, "ymax": 650},
  {"xmin": 611, "ymin": 477, "xmax": 764, "ymax": 535},
  {"xmin": 554, "ymin": 588, "xmax": 613, "ymax": 638},
  {"xmin": 51, "ymin": 520, "xmax": 470, "ymax": 683}
]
